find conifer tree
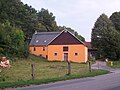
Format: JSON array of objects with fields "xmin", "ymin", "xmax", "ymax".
[
  {"xmin": 110, "ymin": 12, "xmax": 120, "ymax": 32},
  {"xmin": 91, "ymin": 14, "xmax": 120, "ymax": 60}
]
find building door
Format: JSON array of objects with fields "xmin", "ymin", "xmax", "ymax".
[{"xmin": 64, "ymin": 53, "xmax": 68, "ymax": 61}]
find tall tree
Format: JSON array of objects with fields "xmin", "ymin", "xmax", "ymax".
[
  {"xmin": 37, "ymin": 8, "xmax": 59, "ymax": 32},
  {"xmin": 0, "ymin": 0, "xmax": 60, "ymax": 40},
  {"xmin": 0, "ymin": 0, "xmax": 38, "ymax": 40},
  {"xmin": 91, "ymin": 14, "xmax": 120, "ymax": 60},
  {"xmin": 0, "ymin": 21, "xmax": 28, "ymax": 57},
  {"xmin": 110, "ymin": 12, "xmax": 120, "ymax": 32}
]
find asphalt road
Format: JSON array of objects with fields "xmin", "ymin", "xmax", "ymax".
[{"xmin": 8, "ymin": 72, "xmax": 120, "ymax": 90}]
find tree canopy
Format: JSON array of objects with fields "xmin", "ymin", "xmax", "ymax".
[
  {"xmin": 0, "ymin": 0, "xmax": 85, "ymax": 57},
  {"xmin": 0, "ymin": 21, "xmax": 28, "ymax": 57},
  {"xmin": 91, "ymin": 14, "xmax": 120, "ymax": 60},
  {"xmin": 0, "ymin": 0, "xmax": 59, "ymax": 40},
  {"xmin": 110, "ymin": 12, "xmax": 120, "ymax": 32}
]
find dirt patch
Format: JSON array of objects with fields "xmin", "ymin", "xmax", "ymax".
[{"xmin": 49, "ymin": 66, "xmax": 67, "ymax": 69}]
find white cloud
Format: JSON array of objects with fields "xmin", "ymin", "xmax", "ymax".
[{"xmin": 21, "ymin": 0, "xmax": 120, "ymax": 41}]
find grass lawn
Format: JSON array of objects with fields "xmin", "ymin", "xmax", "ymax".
[
  {"xmin": 107, "ymin": 60, "xmax": 120, "ymax": 68},
  {"xmin": 0, "ymin": 55, "xmax": 109, "ymax": 88}
]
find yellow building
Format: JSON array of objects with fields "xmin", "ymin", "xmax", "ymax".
[{"xmin": 29, "ymin": 30, "xmax": 88, "ymax": 63}]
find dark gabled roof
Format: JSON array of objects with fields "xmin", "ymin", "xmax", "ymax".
[
  {"xmin": 29, "ymin": 32, "xmax": 60, "ymax": 46},
  {"xmin": 29, "ymin": 30, "xmax": 86, "ymax": 46},
  {"xmin": 49, "ymin": 30, "xmax": 84, "ymax": 45}
]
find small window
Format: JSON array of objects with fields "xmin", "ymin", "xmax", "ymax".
[
  {"xmin": 63, "ymin": 46, "xmax": 68, "ymax": 51},
  {"xmin": 43, "ymin": 47, "xmax": 45, "ymax": 51},
  {"xmin": 54, "ymin": 53, "xmax": 57, "ymax": 56},
  {"xmin": 33, "ymin": 47, "xmax": 36, "ymax": 51},
  {"xmin": 75, "ymin": 53, "xmax": 78, "ymax": 56}
]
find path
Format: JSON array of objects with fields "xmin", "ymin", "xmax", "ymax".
[{"xmin": 91, "ymin": 61, "xmax": 120, "ymax": 73}]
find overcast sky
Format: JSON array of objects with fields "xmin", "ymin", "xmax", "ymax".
[{"xmin": 21, "ymin": 0, "xmax": 120, "ymax": 41}]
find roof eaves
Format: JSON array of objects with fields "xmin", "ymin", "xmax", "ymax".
[{"xmin": 29, "ymin": 45, "xmax": 47, "ymax": 47}]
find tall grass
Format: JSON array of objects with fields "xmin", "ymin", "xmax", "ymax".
[
  {"xmin": 0, "ymin": 55, "xmax": 89, "ymax": 82},
  {"xmin": 0, "ymin": 70, "xmax": 108, "ymax": 89},
  {"xmin": 107, "ymin": 60, "xmax": 120, "ymax": 68},
  {"xmin": 0, "ymin": 55, "xmax": 109, "ymax": 88}
]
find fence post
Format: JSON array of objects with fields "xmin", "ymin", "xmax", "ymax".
[
  {"xmin": 67, "ymin": 61, "xmax": 71, "ymax": 75},
  {"xmin": 31, "ymin": 63, "xmax": 35, "ymax": 80},
  {"xmin": 88, "ymin": 61, "xmax": 92, "ymax": 72},
  {"xmin": 97, "ymin": 61, "xmax": 99, "ymax": 69}
]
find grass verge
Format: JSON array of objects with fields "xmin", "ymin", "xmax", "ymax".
[
  {"xmin": 107, "ymin": 60, "xmax": 120, "ymax": 68},
  {"xmin": 0, "ymin": 70, "xmax": 109, "ymax": 89}
]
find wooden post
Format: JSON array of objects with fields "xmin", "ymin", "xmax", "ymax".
[
  {"xmin": 67, "ymin": 61, "xmax": 71, "ymax": 75},
  {"xmin": 88, "ymin": 53, "xmax": 92, "ymax": 72},
  {"xmin": 97, "ymin": 61, "xmax": 99, "ymax": 69},
  {"xmin": 31, "ymin": 63, "xmax": 35, "ymax": 80},
  {"xmin": 88, "ymin": 61, "xmax": 92, "ymax": 72}
]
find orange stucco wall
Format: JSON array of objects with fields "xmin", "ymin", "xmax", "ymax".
[
  {"xmin": 29, "ymin": 45, "xmax": 88, "ymax": 63},
  {"xmin": 47, "ymin": 45, "xmax": 88, "ymax": 63},
  {"xmin": 29, "ymin": 46, "xmax": 47, "ymax": 58}
]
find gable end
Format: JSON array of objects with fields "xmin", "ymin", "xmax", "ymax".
[{"xmin": 49, "ymin": 30, "xmax": 83, "ymax": 45}]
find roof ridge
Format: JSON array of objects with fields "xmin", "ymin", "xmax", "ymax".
[{"xmin": 34, "ymin": 32, "xmax": 60, "ymax": 35}]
